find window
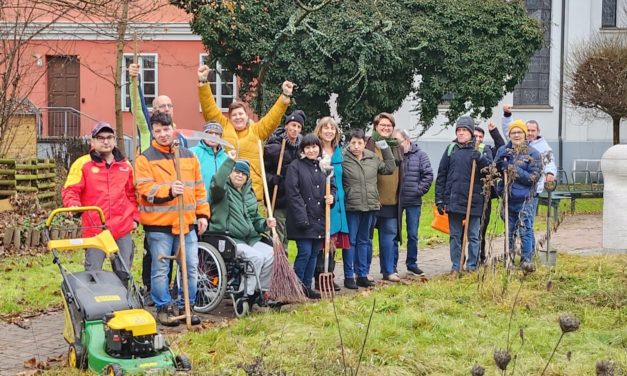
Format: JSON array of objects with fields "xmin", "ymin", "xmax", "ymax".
[
  {"xmin": 513, "ymin": 0, "xmax": 551, "ymax": 106},
  {"xmin": 121, "ymin": 54, "xmax": 158, "ymax": 111},
  {"xmin": 200, "ymin": 54, "xmax": 237, "ymax": 110},
  {"xmin": 602, "ymin": 0, "xmax": 617, "ymax": 28}
]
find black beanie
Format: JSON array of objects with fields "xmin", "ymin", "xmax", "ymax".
[
  {"xmin": 455, "ymin": 116, "xmax": 475, "ymax": 133},
  {"xmin": 285, "ymin": 110, "xmax": 306, "ymax": 127}
]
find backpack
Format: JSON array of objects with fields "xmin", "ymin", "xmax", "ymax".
[{"xmin": 447, "ymin": 142, "xmax": 485, "ymax": 157}]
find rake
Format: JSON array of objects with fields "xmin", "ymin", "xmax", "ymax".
[{"xmin": 318, "ymin": 171, "xmax": 335, "ymax": 299}]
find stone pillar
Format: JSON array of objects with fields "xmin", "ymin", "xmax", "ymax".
[{"xmin": 601, "ymin": 145, "xmax": 627, "ymax": 250}]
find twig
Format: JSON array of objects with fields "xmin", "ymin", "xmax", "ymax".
[
  {"xmin": 355, "ymin": 298, "xmax": 376, "ymax": 376},
  {"xmin": 506, "ymin": 279, "xmax": 524, "ymax": 352},
  {"xmin": 540, "ymin": 332, "xmax": 565, "ymax": 376},
  {"xmin": 331, "ymin": 294, "xmax": 348, "ymax": 376}
]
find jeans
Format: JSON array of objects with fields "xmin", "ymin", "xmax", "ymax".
[
  {"xmin": 294, "ymin": 239, "xmax": 323, "ymax": 289},
  {"xmin": 376, "ymin": 216, "xmax": 398, "ymax": 275},
  {"xmin": 146, "ymin": 231, "xmax": 198, "ymax": 310},
  {"xmin": 508, "ymin": 201, "xmax": 535, "ymax": 263},
  {"xmin": 526, "ymin": 195, "xmax": 540, "ymax": 251},
  {"xmin": 85, "ymin": 233, "xmax": 135, "ymax": 284},
  {"xmin": 448, "ymin": 212, "xmax": 481, "ymax": 272},
  {"xmin": 236, "ymin": 241, "xmax": 274, "ymax": 296},
  {"xmin": 344, "ymin": 211, "xmax": 375, "ymax": 278},
  {"xmin": 402, "ymin": 205, "xmax": 422, "ymax": 269}
]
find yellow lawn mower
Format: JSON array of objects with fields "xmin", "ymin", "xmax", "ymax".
[{"xmin": 45, "ymin": 206, "xmax": 191, "ymax": 375}]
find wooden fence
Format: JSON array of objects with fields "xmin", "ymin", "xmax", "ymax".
[{"xmin": 0, "ymin": 158, "xmax": 57, "ymax": 208}]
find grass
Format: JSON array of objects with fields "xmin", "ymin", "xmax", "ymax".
[
  {"xmin": 170, "ymin": 254, "xmax": 626, "ymax": 375},
  {"xmin": 0, "ymin": 188, "xmax": 604, "ymax": 317}
]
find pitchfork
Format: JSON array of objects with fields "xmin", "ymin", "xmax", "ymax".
[{"xmin": 319, "ymin": 171, "xmax": 335, "ymax": 299}]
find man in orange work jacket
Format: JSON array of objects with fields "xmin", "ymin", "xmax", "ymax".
[
  {"xmin": 62, "ymin": 122, "xmax": 139, "ymax": 283},
  {"xmin": 135, "ymin": 112, "xmax": 210, "ymax": 327}
]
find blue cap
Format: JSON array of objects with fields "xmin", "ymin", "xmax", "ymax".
[{"xmin": 233, "ymin": 160, "xmax": 250, "ymax": 176}]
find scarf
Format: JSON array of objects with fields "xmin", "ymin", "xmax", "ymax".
[{"xmin": 372, "ymin": 130, "xmax": 399, "ymax": 147}]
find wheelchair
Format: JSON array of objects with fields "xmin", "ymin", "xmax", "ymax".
[{"xmin": 194, "ymin": 232, "xmax": 272, "ymax": 317}]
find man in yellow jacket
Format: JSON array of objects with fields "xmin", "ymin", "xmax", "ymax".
[
  {"xmin": 197, "ymin": 64, "xmax": 293, "ymax": 201},
  {"xmin": 135, "ymin": 112, "xmax": 210, "ymax": 327}
]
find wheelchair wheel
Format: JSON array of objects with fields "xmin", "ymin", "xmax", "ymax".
[
  {"xmin": 195, "ymin": 242, "xmax": 227, "ymax": 313},
  {"xmin": 234, "ymin": 297, "xmax": 250, "ymax": 318}
]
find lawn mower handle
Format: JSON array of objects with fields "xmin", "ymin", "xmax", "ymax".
[{"xmin": 45, "ymin": 206, "xmax": 106, "ymax": 228}]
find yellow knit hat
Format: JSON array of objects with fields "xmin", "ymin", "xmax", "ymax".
[{"xmin": 508, "ymin": 119, "xmax": 528, "ymax": 136}]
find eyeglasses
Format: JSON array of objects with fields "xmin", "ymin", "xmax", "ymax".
[
  {"xmin": 378, "ymin": 123, "xmax": 394, "ymax": 128},
  {"xmin": 158, "ymin": 103, "xmax": 174, "ymax": 110},
  {"xmin": 95, "ymin": 135, "xmax": 115, "ymax": 142},
  {"xmin": 510, "ymin": 131, "xmax": 525, "ymax": 136},
  {"xmin": 205, "ymin": 131, "xmax": 222, "ymax": 136}
]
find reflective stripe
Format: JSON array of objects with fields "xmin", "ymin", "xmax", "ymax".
[
  {"xmin": 147, "ymin": 185, "xmax": 161, "ymax": 203},
  {"xmin": 136, "ymin": 177, "xmax": 154, "ymax": 183},
  {"xmin": 195, "ymin": 179, "xmax": 204, "ymax": 186},
  {"xmin": 139, "ymin": 204, "xmax": 197, "ymax": 213},
  {"xmin": 197, "ymin": 198, "xmax": 207, "ymax": 205},
  {"xmin": 183, "ymin": 181, "xmax": 196, "ymax": 187}
]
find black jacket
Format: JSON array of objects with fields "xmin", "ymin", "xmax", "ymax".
[
  {"xmin": 264, "ymin": 127, "xmax": 302, "ymax": 210},
  {"xmin": 399, "ymin": 142, "xmax": 433, "ymax": 207},
  {"xmin": 435, "ymin": 140, "xmax": 493, "ymax": 217},
  {"xmin": 285, "ymin": 157, "xmax": 336, "ymax": 239}
]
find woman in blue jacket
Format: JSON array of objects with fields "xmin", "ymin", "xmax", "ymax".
[
  {"xmin": 190, "ymin": 122, "xmax": 228, "ymax": 203},
  {"xmin": 313, "ymin": 117, "xmax": 350, "ymax": 290}
]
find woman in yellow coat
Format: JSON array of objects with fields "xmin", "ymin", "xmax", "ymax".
[{"xmin": 197, "ymin": 65, "xmax": 293, "ymax": 201}]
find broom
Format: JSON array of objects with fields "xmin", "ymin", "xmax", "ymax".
[{"xmin": 257, "ymin": 140, "xmax": 307, "ymax": 303}]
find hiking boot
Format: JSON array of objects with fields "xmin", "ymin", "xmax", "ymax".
[
  {"xmin": 175, "ymin": 307, "xmax": 201, "ymax": 326},
  {"xmin": 407, "ymin": 266, "xmax": 426, "ymax": 277},
  {"xmin": 356, "ymin": 276, "xmax": 375, "ymax": 287},
  {"xmin": 157, "ymin": 304, "xmax": 180, "ymax": 327},
  {"xmin": 140, "ymin": 287, "xmax": 154, "ymax": 307},
  {"xmin": 344, "ymin": 278, "xmax": 358, "ymax": 290},
  {"xmin": 382, "ymin": 273, "xmax": 401, "ymax": 282},
  {"xmin": 304, "ymin": 287, "xmax": 321, "ymax": 300}
]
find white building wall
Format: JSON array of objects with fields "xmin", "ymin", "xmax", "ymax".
[{"xmin": 393, "ymin": 0, "xmax": 626, "ymax": 174}]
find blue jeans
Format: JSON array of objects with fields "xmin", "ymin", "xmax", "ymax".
[
  {"xmin": 526, "ymin": 195, "xmax": 539, "ymax": 251},
  {"xmin": 294, "ymin": 239, "xmax": 323, "ymax": 289},
  {"xmin": 508, "ymin": 201, "xmax": 535, "ymax": 263},
  {"xmin": 146, "ymin": 231, "xmax": 198, "ymax": 310},
  {"xmin": 344, "ymin": 211, "xmax": 375, "ymax": 278},
  {"xmin": 402, "ymin": 205, "xmax": 422, "ymax": 269},
  {"xmin": 448, "ymin": 213, "xmax": 481, "ymax": 272},
  {"xmin": 376, "ymin": 216, "xmax": 398, "ymax": 275}
]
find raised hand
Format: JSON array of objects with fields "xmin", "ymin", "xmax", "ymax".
[
  {"xmin": 129, "ymin": 63, "xmax": 140, "ymax": 78},
  {"xmin": 198, "ymin": 65, "xmax": 210, "ymax": 82}
]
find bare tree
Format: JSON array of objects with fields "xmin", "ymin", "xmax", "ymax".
[{"xmin": 565, "ymin": 34, "xmax": 627, "ymax": 145}]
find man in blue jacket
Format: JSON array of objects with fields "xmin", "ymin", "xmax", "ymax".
[
  {"xmin": 435, "ymin": 116, "xmax": 493, "ymax": 276},
  {"xmin": 394, "ymin": 129, "xmax": 433, "ymax": 276}
]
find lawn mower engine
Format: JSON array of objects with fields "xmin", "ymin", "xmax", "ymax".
[{"xmin": 104, "ymin": 309, "xmax": 166, "ymax": 358}]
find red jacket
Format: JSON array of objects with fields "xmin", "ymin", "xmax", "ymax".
[{"xmin": 62, "ymin": 148, "xmax": 139, "ymax": 239}]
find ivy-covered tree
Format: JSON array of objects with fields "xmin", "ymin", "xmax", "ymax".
[{"xmin": 173, "ymin": 0, "xmax": 543, "ymax": 132}]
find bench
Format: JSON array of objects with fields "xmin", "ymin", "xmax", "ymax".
[{"xmin": 538, "ymin": 169, "xmax": 603, "ymax": 215}]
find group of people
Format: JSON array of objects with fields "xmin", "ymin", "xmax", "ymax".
[{"xmin": 62, "ymin": 62, "xmax": 555, "ymax": 326}]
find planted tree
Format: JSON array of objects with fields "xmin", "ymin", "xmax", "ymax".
[
  {"xmin": 174, "ymin": 0, "xmax": 543, "ymax": 131},
  {"xmin": 565, "ymin": 34, "xmax": 627, "ymax": 145}
]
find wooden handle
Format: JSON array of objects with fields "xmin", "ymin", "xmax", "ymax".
[
  {"xmin": 460, "ymin": 159, "xmax": 477, "ymax": 269},
  {"xmin": 173, "ymin": 141, "xmax": 192, "ymax": 328},
  {"xmin": 257, "ymin": 140, "xmax": 277, "ymax": 238},
  {"xmin": 271, "ymin": 138, "xmax": 287, "ymax": 212}
]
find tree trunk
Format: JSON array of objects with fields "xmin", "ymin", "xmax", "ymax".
[
  {"xmin": 114, "ymin": 0, "xmax": 129, "ymax": 151},
  {"xmin": 613, "ymin": 116, "xmax": 621, "ymax": 145}
]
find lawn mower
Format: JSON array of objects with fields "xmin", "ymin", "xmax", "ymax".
[{"xmin": 45, "ymin": 206, "xmax": 191, "ymax": 375}]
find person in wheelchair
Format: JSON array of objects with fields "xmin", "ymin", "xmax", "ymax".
[{"xmin": 209, "ymin": 150, "xmax": 277, "ymax": 306}]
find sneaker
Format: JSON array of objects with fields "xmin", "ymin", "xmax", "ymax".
[
  {"xmin": 367, "ymin": 274, "xmax": 375, "ymax": 282},
  {"xmin": 407, "ymin": 266, "xmax": 426, "ymax": 277},
  {"xmin": 382, "ymin": 273, "xmax": 401, "ymax": 282},
  {"xmin": 304, "ymin": 287, "xmax": 321, "ymax": 300},
  {"xmin": 344, "ymin": 278, "xmax": 358, "ymax": 290},
  {"xmin": 356, "ymin": 276, "xmax": 375, "ymax": 287},
  {"xmin": 156, "ymin": 304, "xmax": 180, "ymax": 327}
]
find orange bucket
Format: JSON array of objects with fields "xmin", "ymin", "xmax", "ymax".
[{"xmin": 431, "ymin": 204, "xmax": 449, "ymax": 234}]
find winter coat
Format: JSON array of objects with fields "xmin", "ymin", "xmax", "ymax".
[
  {"xmin": 501, "ymin": 116, "xmax": 557, "ymax": 194},
  {"xmin": 199, "ymin": 84, "xmax": 289, "ymax": 201},
  {"xmin": 399, "ymin": 142, "xmax": 433, "ymax": 208},
  {"xmin": 328, "ymin": 146, "xmax": 349, "ymax": 235},
  {"xmin": 342, "ymin": 147, "xmax": 395, "ymax": 212},
  {"xmin": 285, "ymin": 157, "xmax": 337, "ymax": 239},
  {"xmin": 62, "ymin": 148, "xmax": 139, "ymax": 239},
  {"xmin": 494, "ymin": 142, "xmax": 542, "ymax": 209},
  {"xmin": 263, "ymin": 127, "xmax": 302, "ymax": 210},
  {"xmin": 365, "ymin": 138, "xmax": 402, "ymax": 206},
  {"xmin": 190, "ymin": 141, "xmax": 228, "ymax": 203},
  {"xmin": 209, "ymin": 158, "xmax": 268, "ymax": 246},
  {"xmin": 435, "ymin": 140, "xmax": 493, "ymax": 217},
  {"xmin": 135, "ymin": 141, "xmax": 210, "ymax": 234}
]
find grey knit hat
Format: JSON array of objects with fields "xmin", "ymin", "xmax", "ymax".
[
  {"xmin": 455, "ymin": 116, "xmax": 475, "ymax": 133},
  {"xmin": 203, "ymin": 122, "xmax": 223, "ymax": 135}
]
